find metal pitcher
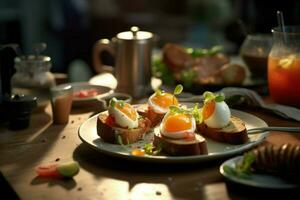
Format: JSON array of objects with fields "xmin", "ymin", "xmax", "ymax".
[{"xmin": 93, "ymin": 26, "xmax": 155, "ymax": 98}]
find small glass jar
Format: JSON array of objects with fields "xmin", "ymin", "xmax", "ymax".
[{"xmin": 11, "ymin": 55, "xmax": 56, "ymax": 109}]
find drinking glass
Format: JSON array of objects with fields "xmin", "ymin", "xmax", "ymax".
[
  {"xmin": 240, "ymin": 34, "xmax": 273, "ymax": 79},
  {"xmin": 268, "ymin": 26, "xmax": 300, "ymax": 107},
  {"xmin": 50, "ymin": 85, "xmax": 73, "ymax": 124}
]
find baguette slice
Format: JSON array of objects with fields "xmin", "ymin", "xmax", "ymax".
[
  {"xmin": 153, "ymin": 131, "xmax": 208, "ymax": 156},
  {"xmin": 196, "ymin": 116, "xmax": 248, "ymax": 145},
  {"xmin": 137, "ymin": 104, "xmax": 164, "ymax": 128},
  {"xmin": 97, "ymin": 111, "xmax": 151, "ymax": 145}
]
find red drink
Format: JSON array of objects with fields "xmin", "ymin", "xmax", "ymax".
[{"xmin": 268, "ymin": 55, "xmax": 300, "ymax": 107}]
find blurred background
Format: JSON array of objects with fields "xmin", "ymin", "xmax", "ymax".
[{"xmin": 0, "ymin": 0, "xmax": 299, "ymax": 75}]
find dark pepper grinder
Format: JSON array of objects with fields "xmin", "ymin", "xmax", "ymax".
[
  {"xmin": 0, "ymin": 44, "xmax": 18, "ymax": 123},
  {"xmin": 3, "ymin": 94, "xmax": 37, "ymax": 130}
]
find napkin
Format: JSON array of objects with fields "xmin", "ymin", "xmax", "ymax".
[
  {"xmin": 220, "ymin": 87, "xmax": 300, "ymax": 121},
  {"xmin": 178, "ymin": 87, "xmax": 300, "ymax": 121}
]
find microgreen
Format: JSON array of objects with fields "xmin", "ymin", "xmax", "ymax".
[
  {"xmin": 109, "ymin": 97, "xmax": 117, "ymax": 108},
  {"xmin": 191, "ymin": 103, "xmax": 203, "ymax": 124},
  {"xmin": 203, "ymin": 91, "xmax": 225, "ymax": 104},
  {"xmin": 143, "ymin": 143, "xmax": 162, "ymax": 155},
  {"xmin": 155, "ymin": 89, "xmax": 162, "ymax": 96},
  {"xmin": 109, "ymin": 97, "xmax": 125, "ymax": 108},
  {"xmin": 215, "ymin": 93, "xmax": 225, "ymax": 102},
  {"xmin": 169, "ymin": 104, "xmax": 202, "ymax": 123},
  {"xmin": 173, "ymin": 84, "xmax": 183, "ymax": 95}
]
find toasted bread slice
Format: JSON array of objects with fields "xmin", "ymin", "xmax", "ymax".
[
  {"xmin": 97, "ymin": 111, "xmax": 151, "ymax": 145},
  {"xmin": 197, "ymin": 116, "xmax": 248, "ymax": 144},
  {"xmin": 153, "ymin": 131, "xmax": 208, "ymax": 156},
  {"xmin": 137, "ymin": 104, "xmax": 164, "ymax": 128}
]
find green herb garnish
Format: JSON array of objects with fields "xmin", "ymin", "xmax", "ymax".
[
  {"xmin": 174, "ymin": 84, "xmax": 183, "ymax": 95},
  {"xmin": 186, "ymin": 45, "xmax": 223, "ymax": 58},
  {"xmin": 180, "ymin": 69, "xmax": 196, "ymax": 88},
  {"xmin": 116, "ymin": 135, "xmax": 124, "ymax": 146},
  {"xmin": 169, "ymin": 105, "xmax": 202, "ymax": 123},
  {"xmin": 109, "ymin": 97, "xmax": 117, "ymax": 108},
  {"xmin": 143, "ymin": 143, "xmax": 162, "ymax": 155},
  {"xmin": 223, "ymin": 153, "xmax": 256, "ymax": 179},
  {"xmin": 152, "ymin": 59, "xmax": 175, "ymax": 85},
  {"xmin": 203, "ymin": 91, "xmax": 226, "ymax": 104},
  {"xmin": 109, "ymin": 97, "xmax": 125, "ymax": 108},
  {"xmin": 191, "ymin": 103, "xmax": 202, "ymax": 124}
]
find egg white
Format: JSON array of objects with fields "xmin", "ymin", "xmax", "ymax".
[
  {"xmin": 108, "ymin": 106, "xmax": 138, "ymax": 129},
  {"xmin": 160, "ymin": 112, "xmax": 196, "ymax": 139},
  {"xmin": 148, "ymin": 93, "xmax": 169, "ymax": 114},
  {"xmin": 204, "ymin": 101, "xmax": 231, "ymax": 128}
]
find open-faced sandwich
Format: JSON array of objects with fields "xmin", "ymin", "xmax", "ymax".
[
  {"xmin": 97, "ymin": 98, "xmax": 151, "ymax": 145},
  {"xmin": 224, "ymin": 144, "xmax": 300, "ymax": 182},
  {"xmin": 153, "ymin": 105, "xmax": 208, "ymax": 156},
  {"xmin": 138, "ymin": 84, "xmax": 183, "ymax": 128},
  {"xmin": 196, "ymin": 91, "xmax": 249, "ymax": 144}
]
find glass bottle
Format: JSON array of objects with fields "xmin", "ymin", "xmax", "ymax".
[{"xmin": 11, "ymin": 55, "xmax": 55, "ymax": 109}]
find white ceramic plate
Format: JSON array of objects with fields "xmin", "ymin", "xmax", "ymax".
[
  {"xmin": 59, "ymin": 82, "xmax": 113, "ymax": 106},
  {"xmin": 78, "ymin": 109, "xmax": 269, "ymax": 163},
  {"xmin": 220, "ymin": 156, "xmax": 299, "ymax": 189}
]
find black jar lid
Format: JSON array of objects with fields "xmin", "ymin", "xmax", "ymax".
[{"xmin": 3, "ymin": 94, "xmax": 37, "ymax": 113}]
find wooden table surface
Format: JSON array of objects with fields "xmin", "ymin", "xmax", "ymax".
[{"xmin": 0, "ymin": 101, "xmax": 300, "ymax": 200}]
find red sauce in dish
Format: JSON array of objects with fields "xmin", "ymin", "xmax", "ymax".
[{"xmin": 73, "ymin": 89, "xmax": 99, "ymax": 98}]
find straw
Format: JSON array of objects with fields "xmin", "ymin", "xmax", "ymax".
[{"xmin": 276, "ymin": 11, "xmax": 287, "ymax": 42}]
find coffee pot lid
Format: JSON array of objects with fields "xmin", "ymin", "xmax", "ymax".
[{"xmin": 117, "ymin": 26, "xmax": 153, "ymax": 40}]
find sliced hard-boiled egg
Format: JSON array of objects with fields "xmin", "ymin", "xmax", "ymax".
[
  {"xmin": 148, "ymin": 92, "xmax": 179, "ymax": 114},
  {"xmin": 160, "ymin": 110, "xmax": 196, "ymax": 139},
  {"xmin": 108, "ymin": 98, "xmax": 138, "ymax": 129},
  {"xmin": 202, "ymin": 97, "xmax": 231, "ymax": 129}
]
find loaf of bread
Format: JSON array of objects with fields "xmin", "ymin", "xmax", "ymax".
[
  {"xmin": 96, "ymin": 111, "xmax": 151, "ymax": 145},
  {"xmin": 197, "ymin": 116, "xmax": 248, "ymax": 144}
]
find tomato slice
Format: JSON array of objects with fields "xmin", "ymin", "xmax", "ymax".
[{"xmin": 35, "ymin": 164, "xmax": 61, "ymax": 178}]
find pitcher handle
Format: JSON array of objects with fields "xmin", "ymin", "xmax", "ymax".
[{"xmin": 92, "ymin": 39, "xmax": 115, "ymax": 74}]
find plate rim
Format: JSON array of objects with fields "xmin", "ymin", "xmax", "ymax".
[
  {"xmin": 220, "ymin": 156, "xmax": 299, "ymax": 189},
  {"xmin": 78, "ymin": 108, "xmax": 269, "ymax": 163}
]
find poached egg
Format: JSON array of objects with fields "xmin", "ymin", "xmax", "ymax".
[
  {"xmin": 108, "ymin": 100, "xmax": 139, "ymax": 129},
  {"xmin": 202, "ymin": 100, "xmax": 230, "ymax": 128},
  {"xmin": 160, "ymin": 110, "xmax": 196, "ymax": 139},
  {"xmin": 148, "ymin": 92, "xmax": 179, "ymax": 114}
]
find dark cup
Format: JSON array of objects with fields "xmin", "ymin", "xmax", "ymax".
[{"xmin": 3, "ymin": 94, "xmax": 37, "ymax": 130}]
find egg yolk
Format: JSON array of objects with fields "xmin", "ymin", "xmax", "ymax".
[
  {"xmin": 116, "ymin": 103, "xmax": 137, "ymax": 120},
  {"xmin": 151, "ymin": 93, "xmax": 178, "ymax": 108},
  {"xmin": 202, "ymin": 100, "xmax": 215, "ymax": 120},
  {"xmin": 164, "ymin": 114, "xmax": 192, "ymax": 132}
]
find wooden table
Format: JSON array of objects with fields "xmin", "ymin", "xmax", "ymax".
[{"xmin": 0, "ymin": 102, "xmax": 300, "ymax": 200}]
